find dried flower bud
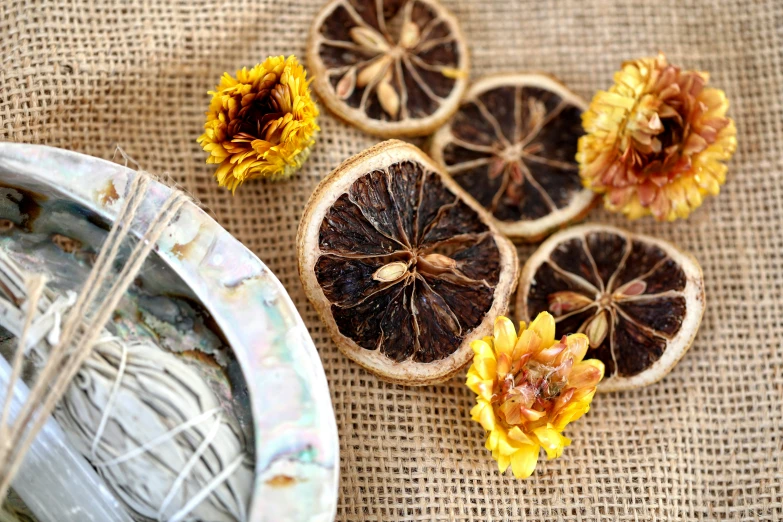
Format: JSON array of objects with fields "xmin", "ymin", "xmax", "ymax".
[
  {"xmin": 197, "ymin": 56, "xmax": 319, "ymax": 193},
  {"xmin": 577, "ymin": 53, "xmax": 737, "ymax": 221},
  {"xmin": 466, "ymin": 313, "xmax": 604, "ymax": 479}
]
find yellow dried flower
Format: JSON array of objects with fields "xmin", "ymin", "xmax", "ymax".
[
  {"xmin": 467, "ymin": 313, "xmax": 604, "ymax": 479},
  {"xmin": 577, "ymin": 53, "xmax": 737, "ymax": 221},
  {"xmin": 197, "ymin": 56, "xmax": 319, "ymax": 193}
]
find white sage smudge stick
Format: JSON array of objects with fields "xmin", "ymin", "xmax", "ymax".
[
  {"xmin": 0, "ymin": 172, "xmax": 252, "ymax": 521},
  {"xmin": 0, "ymin": 354, "xmax": 133, "ymax": 522}
]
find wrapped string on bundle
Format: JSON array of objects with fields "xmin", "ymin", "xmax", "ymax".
[{"xmin": 0, "ymin": 172, "xmax": 252, "ymax": 522}]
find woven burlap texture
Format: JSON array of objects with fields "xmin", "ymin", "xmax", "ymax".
[{"xmin": 2, "ymin": 0, "xmax": 782, "ymax": 520}]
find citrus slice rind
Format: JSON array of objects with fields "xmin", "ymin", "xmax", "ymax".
[
  {"xmin": 516, "ymin": 223, "xmax": 705, "ymax": 392},
  {"xmin": 430, "ymin": 73, "xmax": 596, "ymax": 241},
  {"xmin": 307, "ymin": 0, "xmax": 469, "ymax": 137},
  {"xmin": 298, "ymin": 140, "xmax": 518, "ymax": 385}
]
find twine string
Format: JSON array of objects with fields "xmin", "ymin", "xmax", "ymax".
[
  {"xmin": 0, "ymin": 173, "xmax": 161, "ymax": 498},
  {"xmin": 0, "ymin": 171, "xmax": 245, "ymax": 522},
  {"xmin": 0, "ymin": 169, "xmax": 246, "ymax": 521},
  {"xmin": 2, "ymin": 173, "xmax": 150, "ymax": 458}
]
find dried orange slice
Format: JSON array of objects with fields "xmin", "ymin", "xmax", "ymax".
[
  {"xmin": 307, "ymin": 0, "xmax": 469, "ymax": 137},
  {"xmin": 298, "ymin": 140, "xmax": 518, "ymax": 384},
  {"xmin": 516, "ymin": 224, "xmax": 705, "ymax": 391},
  {"xmin": 430, "ymin": 74, "xmax": 596, "ymax": 241}
]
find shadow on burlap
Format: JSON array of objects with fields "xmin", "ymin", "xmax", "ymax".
[{"xmin": 2, "ymin": 0, "xmax": 782, "ymax": 520}]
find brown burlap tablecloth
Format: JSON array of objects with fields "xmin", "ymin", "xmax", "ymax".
[{"xmin": 2, "ymin": 0, "xmax": 782, "ymax": 519}]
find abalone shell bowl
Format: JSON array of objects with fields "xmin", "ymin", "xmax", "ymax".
[{"xmin": 0, "ymin": 142, "xmax": 338, "ymax": 522}]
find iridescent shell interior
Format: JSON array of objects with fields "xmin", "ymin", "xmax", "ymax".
[
  {"xmin": 0, "ymin": 144, "xmax": 338, "ymax": 522},
  {"xmin": 0, "ymin": 181, "xmax": 248, "ymax": 403}
]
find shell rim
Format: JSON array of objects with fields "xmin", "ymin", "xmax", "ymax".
[{"xmin": 0, "ymin": 142, "xmax": 340, "ymax": 521}]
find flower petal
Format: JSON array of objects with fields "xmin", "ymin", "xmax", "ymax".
[
  {"xmin": 512, "ymin": 329, "xmax": 541, "ymax": 362},
  {"xmin": 507, "ymin": 426, "xmax": 533, "ymax": 445},
  {"xmin": 474, "ymin": 356, "xmax": 497, "ymax": 381},
  {"xmin": 487, "ymin": 427, "xmax": 501, "ymax": 450},
  {"xmin": 566, "ymin": 333, "xmax": 590, "ymax": 363},
  {"xmin": 465, "ymin": 372, "xmax": 492, "ymax": 398},
  {"xmin": 471, "ymin": 400, "xmax": 496, "ymax": 431},
  {"xmin": 532, "ymin": 426, "xmax": 568, "ymax": 460},
  {"xmin": 497, "ymin": 454, "xmax": 511, "ymax": 474},
  {"xmin": 493, "ymin": 316, "xmax": 518, "ymax": 357},
  {"xmin": 471, "ymin": 339, "xmax": 496, "ymax": 360},
  {"xmin": 570, "ymin": 359, "xmax": 605, "ymax": 388},
  {"xmin": 495, "ymin": 430, "xmax": 517, "ymax": 457},
  {"xmin": 510, "ymin": 444, "xmax": 540, "ymax": 479},
  {"xmin": 553, "ymin": 400, "xmax": 592, "ymax": 431},
  {"xmin": 529, "ymin": 312, "xmax": 556, "ymax": 348}
]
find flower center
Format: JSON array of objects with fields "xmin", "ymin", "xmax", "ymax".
[
  {"xmin": 492, "ymin": 358, "xmax": 570, "ymax": 428},
  {"xmin": 227, "ymin": 81, "xmax": 294, "ymax": 145}
]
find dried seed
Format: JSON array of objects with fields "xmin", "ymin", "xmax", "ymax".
[
  {"xmin": 377, "ymin": 80, "xmax": 400, "ymax": 118},
  {"xmin": 356, "ymin": 56, "xmax": 391, "ymax": 87},
  {"xmin": 547, "ymin": 291, "xmax": 594, "ymax": 316},
  {"xmin": 398, "ymin": 21, "xmax": 420, "ymax": 49},
  {"xmin": 422, "ymin": 253, "xmax": 456, "ymax": 269},
  {"xmin": 336, "ymin": 68, "xmax": 356, "ymax": 100},
  {"xmin": 415, "ymin": 252, "xmax": 458, "ymax": 276},
  {"xmin": 349, "ymin": 27, "xmax": 390, "ymax": 53},
  {"xmin": 613, "ymin": 279, "xmax": 647, "ymax": 298},
  {"xmin": 373, "ymin": 261, "xmax": 408, "ymax": 282},
  {"xmin": 527, "ymin": 98, "xmax": 547, "ymax": 129},
  {"xmin": 580, "ymin": 310, "xmax": 609, "ymax": 348},
  {"xmin": 488, "ymin": 159, "xmax": 506, "ymax": 180}
]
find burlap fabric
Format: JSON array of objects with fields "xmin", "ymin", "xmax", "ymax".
[{"xmin": 2, "ymin": 0, "xmax": 782, "ymax": 519}]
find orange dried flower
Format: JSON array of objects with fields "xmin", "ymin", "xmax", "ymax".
[
  {"xmin": 197, "ymin": 56, "xmax": 319, "ymax": 193},
  {"xmin": 467, "ymin": 313, "xmax": 604, "ymax": 478},
  {"xmin": 577, "ymin": 53, "xmax": 737, "ymax": 221}
]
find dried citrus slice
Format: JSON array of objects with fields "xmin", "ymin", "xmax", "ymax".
[
  {"xmin": 430, "ymin": 74, "xmax": 596, "ymax": 241},
  {"xmin": 298, "ymin": 140, "xmax": 518, "ymax": 384},
  {"xmin": 307, "ymin": 0, "xmax": 469, "ymax": 137},
  {"xmin": 516, "ymin": 224, "xmax": 705, "ymax": 391}
]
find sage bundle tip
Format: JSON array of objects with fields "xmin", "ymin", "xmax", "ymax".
[
  {"xmin": 198, "ymin": 55, "xmax": 320, "ymax": 193},
  {"xmin": 467, "ymin": 313, "xmax": 604, "ymax": 479}
]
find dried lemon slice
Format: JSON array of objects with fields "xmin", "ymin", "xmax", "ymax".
[
  {"xmin": 430, "ymin": 74, "xmax": 596, "ymax": 241},
  {"xmin": 307, "ymin": 0, "xmax": 469, "ymax": 137},
  {"xmin": 516, "ymin": 224, "xmax": 705, "ymax": 391},
  {"xmin": 298, "ymin": 140, "xmax": 518, "ymax": 384}
]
